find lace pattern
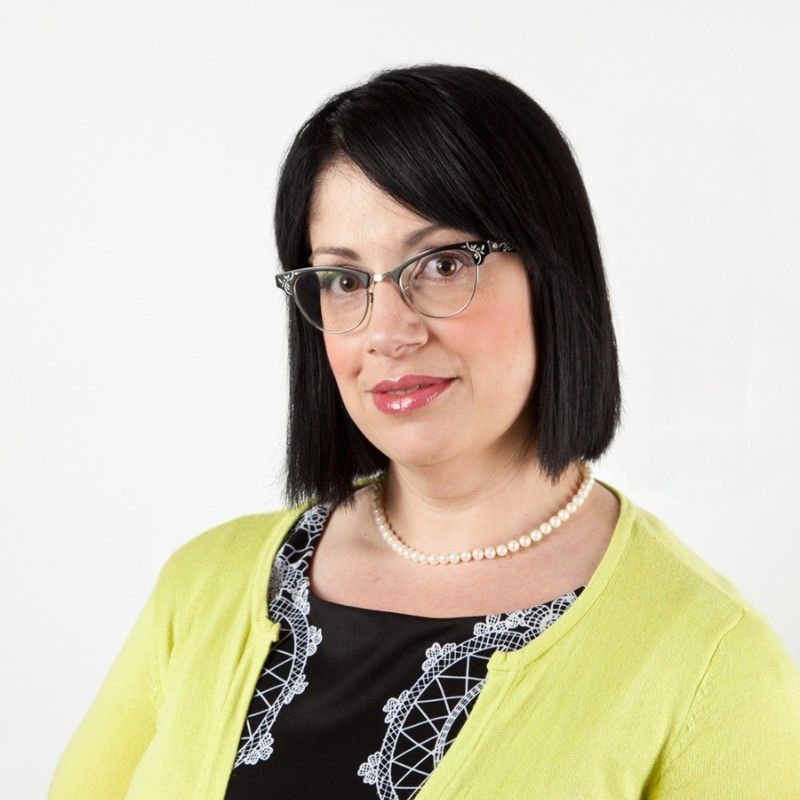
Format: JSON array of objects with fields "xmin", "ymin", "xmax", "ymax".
[{"xmin": 232, "ymin": 501, "xmax": 583, "ymax": 799}]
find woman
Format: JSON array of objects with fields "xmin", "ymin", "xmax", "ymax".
[{"xmin": 49, "ymin": 64, "xmax": 800, "ymax": 799}]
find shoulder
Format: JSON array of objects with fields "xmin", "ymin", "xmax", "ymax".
[
  {"xmin": 616, "ymin": 491, "xmax": 793, "ymax": 665},
  {"xmin": 596, "ymin": 480, "xmax": 788, "ymax": 656},
  {"xmin": 150, "ymin": 505, "xmax": 311, "ymax": 613},
  {"xmin": 600, "ymin": 489, "xmax": 800, "ymax": 767},
  {"xmin": 162, "ymin": 508, "xmax": 299, "ymax": 571},
  {"xmin": 628, "ymin": 501, "xmax": 746, "ymax": 603},
  {"xmin": 637, "ymin": 516, "xmax": 800, "ymax": 791}
]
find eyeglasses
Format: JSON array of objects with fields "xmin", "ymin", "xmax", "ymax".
[{"xmin": 275, "ymin": 239, "xmax": 517, "ymax": 334}]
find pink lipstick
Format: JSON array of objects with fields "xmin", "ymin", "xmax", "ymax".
[{"xmin": 370, "ymin": 374, "xmax": 456, "ymax": 414}]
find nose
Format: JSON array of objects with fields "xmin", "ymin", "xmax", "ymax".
[{"xmin": 363, "ymin": 276, "xmax": 428, "ymax": 356}]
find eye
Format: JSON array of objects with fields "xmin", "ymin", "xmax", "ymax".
[
  {"xmin": 413, "ymin": 251, "xmax": 469, "ymax": 280},
  {"xmin": 333, "ymin": 273, "xmax": 360, "ymax": 293},
  {"xmin": 318, "ymin": 269, "xmax": 365, "ymax": 295}
]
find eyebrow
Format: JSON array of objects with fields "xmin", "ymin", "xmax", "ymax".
[{"xmin": 309, "ymin": 223, "xmax": 466, "ymax": 262}]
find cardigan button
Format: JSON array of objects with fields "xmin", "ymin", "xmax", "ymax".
[{"xmin": 267, "ymin": 621, "xmax": 281, "ymax": 643}]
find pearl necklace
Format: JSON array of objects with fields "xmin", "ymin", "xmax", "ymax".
[{"xmin": 370, "ymin": 461, "xmax": 595, "ymax": 566}]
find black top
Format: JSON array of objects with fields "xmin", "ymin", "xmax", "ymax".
[{"xmin": 224, "ymin": 502, "xmax": 586, "ymax": 800}]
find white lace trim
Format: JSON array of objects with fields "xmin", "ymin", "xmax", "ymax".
[
  {"xmin": 233, "ymin": 500, "xmax": 581, "ymax": 800},
  {"xmin": 232, "ymin": 504, "xmax": 330, "ymax": 767},
  {"xmin": 357, "ymin": 592, "xmax": 580, "ymax": 799}
]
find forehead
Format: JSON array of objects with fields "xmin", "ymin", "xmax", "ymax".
[{"xmin": 308, "ymin": 160, "xmax": 434, "ymax": 252}]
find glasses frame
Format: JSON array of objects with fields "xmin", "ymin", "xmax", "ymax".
[{"xmin": 275, "ymin": 239, "xmax": 517, "ymax": 334}]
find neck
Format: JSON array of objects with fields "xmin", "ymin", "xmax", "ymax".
[{"xmin": 377, "ymin": 451, "xmax": 586, "ymax": 558}]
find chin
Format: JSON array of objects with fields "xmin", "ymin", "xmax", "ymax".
[{"xmin": 365, "ymin": 428, "xmax": 453, "ymax": 467}]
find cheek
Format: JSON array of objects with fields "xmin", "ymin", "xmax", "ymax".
[
  {"xmin": 472, "ymin": 296, "xmax": 535, "ymax": 370},
  {"xmin": 322, "ymin": 336, "xmax": 359, "ymax": 396}
]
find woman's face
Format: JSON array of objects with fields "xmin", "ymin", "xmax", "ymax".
[{"xmin": 307, "ymin": 159, "xmax": 537, "ymax": 470}]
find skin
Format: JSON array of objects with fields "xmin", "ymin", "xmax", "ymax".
[{"xmin": 305, "ymin": 157, "xmax": 620, "ymax": 616}]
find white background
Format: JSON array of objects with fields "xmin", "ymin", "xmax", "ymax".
[{"xmin": 1, "ymin": 1, "xmax": 798, "ymax": 796}]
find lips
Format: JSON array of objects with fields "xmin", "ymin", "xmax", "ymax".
[
  {"xmin": 370, "ymin": 374, "xmax": 453, "ymax": 393},
  {"xmin": 370, "ymin": 377, "xmax": 456, "ymax": 414}
]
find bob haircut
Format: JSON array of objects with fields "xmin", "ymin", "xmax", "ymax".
[{"xmin": 274, "ymin": 63, "xmax": 622, "ymax": 509}]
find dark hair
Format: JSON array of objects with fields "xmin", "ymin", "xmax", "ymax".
[{"xmin": 274, "ymin": 63, "xmax": 622, "ymax": 509}]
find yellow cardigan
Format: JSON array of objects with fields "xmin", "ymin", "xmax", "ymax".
[{"xmin": 49, "ymin": 479, "xmax": 800, "ymax": 799}]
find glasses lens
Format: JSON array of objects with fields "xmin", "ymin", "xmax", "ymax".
[
  {"xmin": 400, "ymin": 249, "xmax": 477, "ymax": 317},
  {"xmin": 294, "ymin": 268, "xmax": 369, "ymax": 333}
]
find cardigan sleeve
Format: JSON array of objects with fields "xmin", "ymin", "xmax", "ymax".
[
  {"xmin": 47, "ymin": 580, "xmax": 162, "ymax": 800},
  {"xmin": 647, "ymin": 607, "xmax": 800, "ymax": 799}
]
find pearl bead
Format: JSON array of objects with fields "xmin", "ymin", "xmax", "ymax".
[{"xmin": 370, "ymin": 461, "xmax": 595, "ymax": 566}]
